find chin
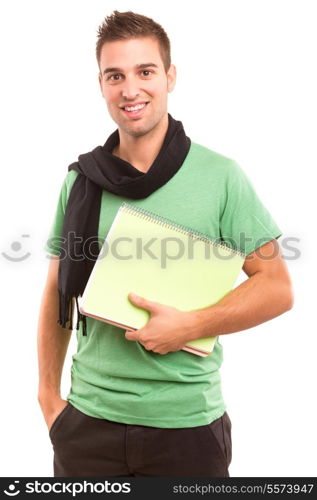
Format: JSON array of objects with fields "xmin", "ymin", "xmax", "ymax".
[
  {"xmin": 125, "ymin": 128, "xmax": 149, "ymax": 138},
  {"xmin": 120, "ymin": 120, "xmax": 154, "ymax": 138},
  {"xmin": 113, "ymin": 111, "xmax": 163, "ymax": 137}
]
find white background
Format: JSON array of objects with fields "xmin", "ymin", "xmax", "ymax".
[{"xmin": 0, "ymin": 0, "xmax": 316, "ymax": 478}]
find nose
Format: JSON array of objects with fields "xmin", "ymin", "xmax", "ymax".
[{"xmin": 121, "ymin": 76, "xmax": 140, "ymax": 100}]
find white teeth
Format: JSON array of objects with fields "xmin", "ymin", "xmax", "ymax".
[{"xmin": 124, "ymin": 103, "xmax": 146, "ymax": 112}]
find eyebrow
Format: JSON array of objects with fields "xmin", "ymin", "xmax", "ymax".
[{"xmin": 102, "ymin": 62, "xmax": 159, "ymax": 76}]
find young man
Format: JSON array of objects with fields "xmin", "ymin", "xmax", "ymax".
[{"xmin": 37, "ymin": 11, "xmax": 293, "ymax": 477}]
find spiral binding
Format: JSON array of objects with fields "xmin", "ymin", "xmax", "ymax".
[{"xmin": 120, "ymin": 202, "xmax": 245, "ymax": 258}]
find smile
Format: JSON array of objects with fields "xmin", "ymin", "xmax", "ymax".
[
  {"xmin": 124, "ymin": 103, "xmax": 147, "ymax": 111},
  {"xmin": 120, "ymin": 102, "xmax": 149, "ymax": 118}
]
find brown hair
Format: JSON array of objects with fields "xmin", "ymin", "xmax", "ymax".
[{"xmin": 96, "ymin": 10, "xmax": 171, "ymax": 73}]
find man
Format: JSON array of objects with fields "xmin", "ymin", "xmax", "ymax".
[{"xmin": 37, "ymin": 10, "xmax": 293, "ymax": 477}]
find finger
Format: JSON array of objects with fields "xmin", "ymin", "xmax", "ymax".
[
  {"xmin": 128, "ymin": 292, "xmax": 159, "ymax": 313},
  {"xmin": 125, "ymin": 329, "xmax": 139, "ymax": 341}
]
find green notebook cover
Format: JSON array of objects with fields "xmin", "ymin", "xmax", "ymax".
[{"xmin": 79, "ymin": 203, "xmax": 245, "ymax": 356}]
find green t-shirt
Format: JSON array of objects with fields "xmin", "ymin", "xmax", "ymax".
[{"xmin": 44, "ymin": 141, "xmax": 282, "ymax": 428}]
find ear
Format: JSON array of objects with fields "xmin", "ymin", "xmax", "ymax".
[
  {"xmin": 98, "ymin": 72, "xmax": 104, "ymax": 96},
  {"xmin": 167, "ymin": 64, "xmax": 177, "ymax": 93}
]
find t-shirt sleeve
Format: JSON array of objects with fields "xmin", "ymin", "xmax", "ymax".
[
  {"xmin": 219, "ymin": 160, "xmax": 282, "ymax": 255},
  {"xmin": 43, "ymin": 170, "xmax": 79, "ymax": 256}
]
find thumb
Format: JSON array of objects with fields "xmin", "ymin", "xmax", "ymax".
[{"xmin": 128, "ymin": 292, "xmax": 159, "ymax": 313}]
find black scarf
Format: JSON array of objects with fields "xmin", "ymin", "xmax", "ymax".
[{"xmin": 57, "ymin": 113, "xmax": 191, "ymax": 336}]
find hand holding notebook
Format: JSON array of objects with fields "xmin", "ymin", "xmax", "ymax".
[
  {"xmin": 79, "ymin": 202, "xmax": 245, "ymax": 356},
  {"xmin": 124, "ymin": 292, "xmax": 201, "ymax": 354}
]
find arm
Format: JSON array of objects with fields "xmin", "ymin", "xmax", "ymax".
[
  {"xmin": 188, "ymin": 238, "xmax": 294, "ymax": 340},
  {"xmin": 125, "ymin": 239, "xmax": 294, "ymax": 354},
  {"xmin": 37, "ymin": 256, "xmax": 72, "ymax": 429}
]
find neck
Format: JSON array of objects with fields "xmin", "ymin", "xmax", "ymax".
[{"xmin": 112, "ymin": 114, "xmax": 169, "ymax": 173}]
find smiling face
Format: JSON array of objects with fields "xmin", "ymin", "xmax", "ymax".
[{"xmin": 98, "ymin": 36, "xmax": 176, "ymax": 137}]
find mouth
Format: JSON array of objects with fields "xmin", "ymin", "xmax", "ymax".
[{"xmin": 120, "ymin": 101, "xmax": 150, "ymax": 118}]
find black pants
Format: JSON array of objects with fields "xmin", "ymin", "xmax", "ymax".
[{"xmin": 49, "ymin": 402, "xmax": 232, "ymax": 477}]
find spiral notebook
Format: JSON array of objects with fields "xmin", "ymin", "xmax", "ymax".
[{"xmin": 79, "ymin": 202, "xmax": 245, "ymax": 356}]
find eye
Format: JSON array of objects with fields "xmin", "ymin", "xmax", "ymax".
[
  {"xmin": 107, "ymin": 74, "xmax": 122, "ymax": 81},
  {"xmin": 141, "ymin": 70, "xmax": 153, "ymax": 77}
]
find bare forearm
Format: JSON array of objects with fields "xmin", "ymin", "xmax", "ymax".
[
  {"xmin": 189, "ymin": 272, "xmax": 293, "ymax": 340},
  {"xmin": 37, "ymin": 284, "xmax": 72, "ymax": 402}
]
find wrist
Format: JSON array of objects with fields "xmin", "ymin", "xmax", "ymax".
[
  {"xmin": 185, "ymin": 310, "xmax": 204, "ymax": 342},
  {"xmin": 38, "ymin": 389, "xmax": 61, "ymax": 405},
  {"xmin": 186, "ymin": 306, "xmax": 220, "ymax": 341}
]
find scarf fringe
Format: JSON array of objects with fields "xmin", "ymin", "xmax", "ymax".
[{"xmin": 57, "ymin": 290, "xmax": 87, "ymax": 336}]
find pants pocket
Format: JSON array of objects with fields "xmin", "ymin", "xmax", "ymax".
[
  {"xmin": 207, "ymin": 411, "xmax": 232, "ymax": 468},
  {"xmin": 49, "ymin": 402, "xmax": 71, "ymax": 441},
  {"xmin": 221, "ymin": 412, "xmax": 232, "ymax": 467}
]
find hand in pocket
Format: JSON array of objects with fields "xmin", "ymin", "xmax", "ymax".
[{"xmin": 39, "ymin": 396, "xmax": 69, "ymax": 432}]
